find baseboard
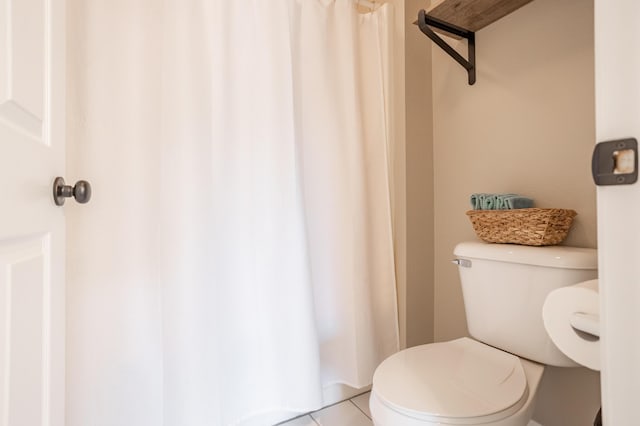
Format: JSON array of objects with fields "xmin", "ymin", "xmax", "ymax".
[
  {"xmin": 322, "ymin": 382, "xmax": 372, "ymax": 404},
  {"xmin": 238, "ymin": 383, "xmax": 371, "ymax": 425}
]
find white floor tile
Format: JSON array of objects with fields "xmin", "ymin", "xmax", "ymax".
[
  {"xmin": 350, "ymin": 392, "xmax": 372, "ymax": 419},
  {"xmin": 278, "ymin": 414, "xmax": 318, "ymax": 426},
  {"xmin": 311, "ymin": 401, "xmax": 373, "ymax": 426}
]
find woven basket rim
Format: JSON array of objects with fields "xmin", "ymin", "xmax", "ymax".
[{"xmin": 466, "ymin": 208, "xmax": 577, "ymax": 217}]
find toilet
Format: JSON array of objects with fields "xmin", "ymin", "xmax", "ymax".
[{"xmin": 370, "ymin": 241, "xmax": 598, "ymax": 426}]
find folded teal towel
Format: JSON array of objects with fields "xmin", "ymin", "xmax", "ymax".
[
  {"xmin": 470, "ymin": 193, "xmax": 534, "ymax": 210},
  {"xmin": 494, "ymin": 194, "xmax": 514, "ymax": 210},
  {"xmin": 493, "ymin": 193, "xmax": 525, "ymax": 209},
  {"xmin": 503, "ymin": 195, "xmax": 534, "ymax": 209},
  {"xmin": 470, "ymin": 193, "xmax": 492, "ymax": 209}
]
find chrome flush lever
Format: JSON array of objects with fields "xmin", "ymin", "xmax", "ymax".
[{"xmin": 451, "ymin": 258, "xmax": 472, "ymax": 268}]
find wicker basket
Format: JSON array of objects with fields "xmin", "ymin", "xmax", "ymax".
[{"xmin": 466, "ymin": 208, "xmax": 577, "ymax": 246}]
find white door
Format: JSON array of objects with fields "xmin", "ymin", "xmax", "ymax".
[
  {"xmin": 595, "ymin": 1, "xmax": 640, "ymax": 424},
  {"xmin": 0, "ymin": 0, "xmax": 66, "ymax": 425}
]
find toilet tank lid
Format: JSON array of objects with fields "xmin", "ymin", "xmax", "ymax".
[{"xmin": 454, "ymin": 241, "xmax": 597, "ymax": 269}]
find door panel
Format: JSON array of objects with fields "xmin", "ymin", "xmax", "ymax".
[
  {"xmin": 595, "ymin": 0, "xmax": 640, "ymax": 424},
  {"xmin": 0, "ymin": 236, "xmax": 49, "ymax": 426},
  {"xmin": 0, "ymin": 0, "xmax": 45, "ymax": 141},
  {"xmin": 0, "ymin": 0, "xmax": 65, "ymax": 425}
]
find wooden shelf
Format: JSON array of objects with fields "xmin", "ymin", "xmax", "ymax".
[
  {"xmin": 415, "ymin": 0, "xmax": 536, "ymax": 84},
  {"xmin": 428, "ymin": 0, "xmax": 534, "ymax": 39}
]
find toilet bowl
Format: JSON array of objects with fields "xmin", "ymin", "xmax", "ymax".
[
  {"xmin": 370, "ymin": 242, "xmax": 598, "ymax": 426},
  {"xmin": 370, "ymin": 338, "xmax": 544, "ymax": 426}
]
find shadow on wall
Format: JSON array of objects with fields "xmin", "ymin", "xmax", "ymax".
[{"xmin": 534, "ymin": 367, "xmax": 601, "ymax": 426}]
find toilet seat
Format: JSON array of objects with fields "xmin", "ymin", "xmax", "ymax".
[{"xmin": 372, "ymin": 338, "xmax": 529, "ymax": 425}]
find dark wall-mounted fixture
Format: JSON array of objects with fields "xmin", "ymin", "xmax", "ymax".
[
  {"xmin": 414, "ymin": 0, "xmax": 535, "ymax": 86},
  {"xmin": 592, "ymin": 138, "xmax": 638, "ymax": 186},
  {"xmin": 415, "ymin": 10, "xmax": 476, "ymax": 85}
]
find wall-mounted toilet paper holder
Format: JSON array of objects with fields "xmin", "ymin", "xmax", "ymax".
[{"xmin": 569, "ymin": 312, "xmax": 600, "ymax": 341}]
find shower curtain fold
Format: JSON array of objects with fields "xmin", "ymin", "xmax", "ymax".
[{"xmin": 66, "ymin": 1, "xmax": 399, "ymax": 425}]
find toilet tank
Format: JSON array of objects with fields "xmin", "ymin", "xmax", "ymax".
[{"xmin": 453, "ymin": 241, "xmax": 597, "ymax": 367}]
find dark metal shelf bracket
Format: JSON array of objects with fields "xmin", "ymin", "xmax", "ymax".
[{"xmin": 415, "ymin": 9, "xmax": 476, "ymax": 85}]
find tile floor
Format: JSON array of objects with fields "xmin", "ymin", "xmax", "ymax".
[
  {"xmin": 276, "ymin": 392, "xmax": 543, "ymax": 426},
  {"xmin": 278, "ymin": 391, "xmax": 372, "ymax": 426},
  {"xmin": 276, "ymin": 392, "xmax": 542, "ymax": 426}
]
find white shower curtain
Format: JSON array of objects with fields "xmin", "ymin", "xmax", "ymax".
[{"xmin": 66, "ymin": 1, "xmax": 398, "ymax": 425}]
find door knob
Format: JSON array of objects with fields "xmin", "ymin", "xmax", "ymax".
[{"xmin": 53, "ymin": 177, "xmax": 92, "ymax": 206}]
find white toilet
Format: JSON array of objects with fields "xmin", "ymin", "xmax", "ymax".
[{"xmin": 370, "ymin": 241, "xmax": 598, "ymax": 426}]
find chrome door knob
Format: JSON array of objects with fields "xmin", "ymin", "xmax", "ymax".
[{"xmin": 53, "ymin": 177, "xmax": 92, "ymax": 206}]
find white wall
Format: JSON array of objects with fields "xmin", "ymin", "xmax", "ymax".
[{"xmin": 405, "ymin": 0, "xmax": 435, "ymax": 348}]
